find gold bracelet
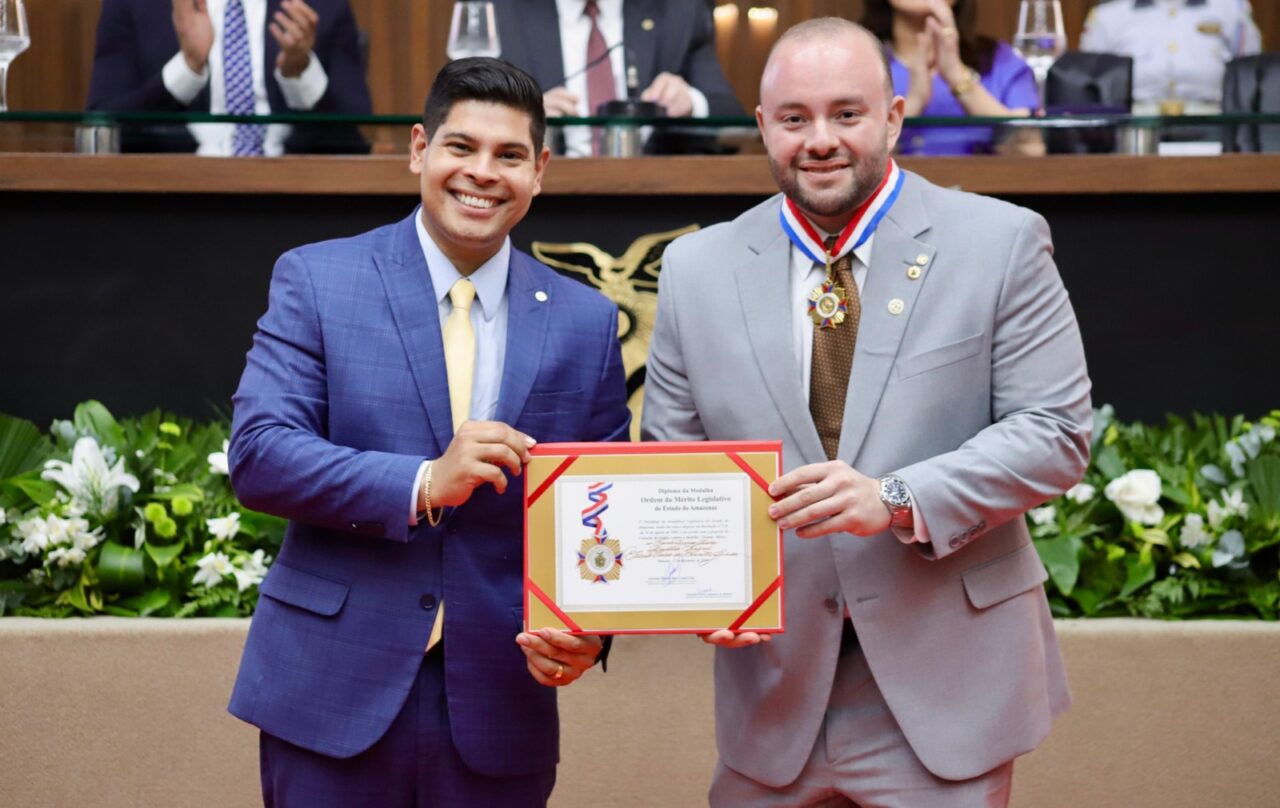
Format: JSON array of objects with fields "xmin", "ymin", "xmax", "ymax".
[
  {"xmin": 424, "ymin": 462, "xmax": 443, "ymax": 527},
  {"xmin": 949, "ymin": 69, "xmax": 978, "ymax": 98}
]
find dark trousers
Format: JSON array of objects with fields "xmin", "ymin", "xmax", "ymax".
[{"xmin": 259, "ymin": 648, "xmax": 556, "ymax": 808}]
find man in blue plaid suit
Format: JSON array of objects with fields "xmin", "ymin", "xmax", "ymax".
[{"xmin": 226, "ymin": 57, "xmax": 631, "ymax": 806}]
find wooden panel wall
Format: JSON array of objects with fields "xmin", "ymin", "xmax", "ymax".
[{"xmin": 7, "ymin": 1, "xmax": 1280, "ymax": 119}]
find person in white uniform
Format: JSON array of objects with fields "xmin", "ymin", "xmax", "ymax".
[{"xmin": 1080, "ymin": 0, "xmax": 1262, "ymax": 114}]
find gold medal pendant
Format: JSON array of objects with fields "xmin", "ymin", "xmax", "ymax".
[{"xmin": 808, "ymin": 280, "xmax": 849, "ymax": 329}]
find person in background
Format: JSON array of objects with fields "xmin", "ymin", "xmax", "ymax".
[
  {"xmin": 1080, "ymin": 0, "xmax": 1262, "ymax": 115},
  {"xmin": 492, "ymin": 0, "xmax": 743, "ymax": 155},
  {"xmin": 863, "ymin": 0, "xmax": 1045, "ymax": 155},
  {"xmin": 88, "ymin": 0, "xmax": 372, "ymax": 154}
]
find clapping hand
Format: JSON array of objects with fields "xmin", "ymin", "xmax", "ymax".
[
  {"xmin": 271, "ymin": 0, "xmax": 319, "ymax": 78},
  {"xmin": 171, "ymin": 0, "xmax": 214, "ymax": 74},
  {"xmin": 641, "ymin": 72, "xmax": 694, "ymax": 117}
]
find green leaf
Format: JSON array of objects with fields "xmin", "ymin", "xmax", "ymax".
[
  {"xmin": 1035, "ymin": 535, "xmax": 1082, "ymax": 595},
  {"xmin": 1120, "ymin": 553, "xmax": 1156, "ymax": 598},
  {"xmin": 73, "ymin": 400, "xmax": 125, "ymax": 450},
  {"xmin": 0, "ymin": 413, "xmax": 53, "ymax": 479},
  {"xmin": 97, "ymin": 540, "xmax": 147, "ymax": 592},
  {"xmin": 118, "ymin": 589, "xmax": 172, "ymax": 616},
  {"xmin": 144, "ymin": 542, "xmax": 184, "ymax": 568},
  {"xmin": 102, "ymin": 605, "xmax": 138, "ymax": 617},
  {"xmin": 1246, "ymin": 455, "xmax": 1280, "ymax": 522},
  {"xmin": 1094, "ymin": 445, "xmax": 1127, "ymax": 479},
  {"xmin": 3, "ymin": 475, "xmax": 59, "ymax": 507},
  {"xmin": 1171, "ymin": 552, "xmax": 1201, "ymax": 569}
]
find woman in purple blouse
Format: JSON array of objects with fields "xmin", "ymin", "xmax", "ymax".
[{"xmin": 862, "ymin": 0, "xmax": 1045, "ymax": 156}]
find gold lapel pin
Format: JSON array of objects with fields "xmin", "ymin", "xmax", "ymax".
[
  {"xmin": 642, "ymin": 18, "xmax": 655, "ymax": 31},
  {"xmin": 906, "ymin": 266, "xmax": 922, "ymax": 280}
]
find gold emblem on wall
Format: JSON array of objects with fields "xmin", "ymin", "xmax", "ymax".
[{"xmin": 533, "ymin": 224, "xmax": 699, "ymax": 440}]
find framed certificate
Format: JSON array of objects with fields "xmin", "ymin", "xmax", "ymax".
[{"xmin": 523, "ymin": 441, "xmax": 783, "ymax": 635}]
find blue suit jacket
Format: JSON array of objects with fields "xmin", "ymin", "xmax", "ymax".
[
  {"xmin": 227, "ymin": 212, "xmax": 631, "ymax": 776},
  {"xmin": 87, "ymin": 0, "xmax": 372, "ymax": 153}
]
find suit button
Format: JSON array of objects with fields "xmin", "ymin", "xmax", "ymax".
[
  {"xmin": 822, "ymin": 597, "xmax": 839, "ymax": 614},
  {"xmin": 419, "ymin": 594, "xmax": 437, "ymax": 611}
]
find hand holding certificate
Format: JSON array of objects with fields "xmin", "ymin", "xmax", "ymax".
[{"xmin": 523, "ymin": 441, "xmax": 784, "ymax": 635}]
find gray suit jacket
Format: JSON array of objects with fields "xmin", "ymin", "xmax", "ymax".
[{"xmin": 642, "ymin": 171, "xmax": 1091, "ymax": 785}]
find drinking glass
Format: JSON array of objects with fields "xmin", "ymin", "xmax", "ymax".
[
  {"xmin": 0, "ymin": 0, "xmax": 30, "ymax": 113},
  {"xmin": 1012, "ymin": 0, "xmax": 1066, "ymax": 97},
  {"xmin": 447, "ymin": 1, "xmax": 500, "ymax": 61}
]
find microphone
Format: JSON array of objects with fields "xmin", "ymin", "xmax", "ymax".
[{"xmin": 557, "ymin": 40, "xmax": 625, "ymax": 87}]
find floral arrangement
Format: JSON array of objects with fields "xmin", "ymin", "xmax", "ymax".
[
  {"xmin": 2, "ymin": 401, "xmax": 1277, "ymax": 620},
  {"xmin": 0, "ymin": 402, "xmax": 284, "ymax": 617},
  {"xmin": 1028, "ymin": 406, "xmax": 1280, "ymax": 620}
]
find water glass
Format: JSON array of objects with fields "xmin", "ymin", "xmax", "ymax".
[
  {"xmin": 0, "ymin": 0, "xmax": 31, "ymax": 113},
  {"xmin": 447, "ymin": 1, "xmax": 500, "ymax": 61}
]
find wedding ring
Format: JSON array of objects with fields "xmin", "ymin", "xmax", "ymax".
[{"xmin": 553, "ymin": 663, "xmax": 564, "ymax": 680}]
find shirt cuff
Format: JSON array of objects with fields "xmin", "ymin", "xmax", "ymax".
[
  {"xmin": 687, "ymin": 86, "xmax": 709, "ymax": 118},
  {"xmin": 162, "ymin": 51, "xmax": 209, "ymax": 106},
  {"xmin": 275, "ymin": 51, "xmax": 329, "ymax": 110},
  {"xmin": 891, "ymin": 503, "xmax": 930, "ymax": 546},
  {"xmin": 409, "ymin": 460, "xmax": 431, "ymax": 525}
]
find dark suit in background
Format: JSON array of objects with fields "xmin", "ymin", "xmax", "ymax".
[{"xmin": 87, "ymin": 0, "xmax": 371, "ymax": 153}]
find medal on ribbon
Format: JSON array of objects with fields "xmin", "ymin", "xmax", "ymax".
[
  {"xmin": 779, "ymin": 159, "xmax": 904, "ymax": 330},
  {"xmin": 578, "ymin": 482, "xmax": 622, "ymax": 583}
]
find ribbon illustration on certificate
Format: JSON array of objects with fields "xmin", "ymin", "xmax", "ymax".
[{"xmin": 557, "ymin": 474, "xmax": 752, "ymax": 612}]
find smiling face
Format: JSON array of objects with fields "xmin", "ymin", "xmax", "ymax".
[
  {"xmin": 409, "ymin": 100, "xmax": 550, "ymax": 275},
  {"xmin": 756, "ymin": 28, "xmax": 904, "ymax": 233}
]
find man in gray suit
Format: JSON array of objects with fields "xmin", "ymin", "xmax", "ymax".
[{"xmin": 642, "ymin": 17, "xmax": 1092, "ymax": 808}]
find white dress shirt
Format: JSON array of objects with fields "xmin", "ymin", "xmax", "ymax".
[
  {"xmin": 161, "ymin": 0, "xmax": 329, "ymax": 156},
  {"xmin": 788, "ymin": 232, "xmax": 928, "ymax": 545},
  {"xmin": 409, "ymin": 208, "xmax": 512, "ymax": 524},
  {"xmin": 553, "ymin": 0, "xmax": 709, "ymax": 157}
]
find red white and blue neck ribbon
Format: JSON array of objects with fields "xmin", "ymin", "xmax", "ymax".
[
  {"xmin": 779, "ymin": 158, "xmax": 904, "ymax": 267},
  {"xmin": 580, "ymin": 482, "xmax": 612, "ymax": 541}
]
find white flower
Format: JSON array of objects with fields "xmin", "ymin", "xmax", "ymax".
[
  {"xmin": 1029, "ymin": 505, "xmax": 1057, "ymax": 526},
  {"xmin": 192, "ymin": 552, "xmax": 233, "ymax": 589},
  {"xmin": 229, "ymin": 550, "xmax": 269, "ymax": 593},
  {"xmin": 47, "ymin": 546, "xmax": 87, "ymax": 568},
  {"xmin": 208, "ymin": 441, "xmax": 230, "ymax": 476},
  {"xmin": 206, "ymin": 512, "xmax": 241, "ymax": 541},
  {"xmin": 0, "ymin": 509, "xmax": 6, "ymax": 526},
  {"xmin": 16, "ymin": 515, "xmax": 52, "ymax": 555},
  {"xmin": 1208, "ymin": 490, "xmax": 1249, "ymax": 529},
  {"xmin": 41, "ymin": 437, "xmax": 140, "ymax": 517},
  {"xmin": 1104, "ymin": 469, "xmax": 1164, "ymax": 525},
  {"xmin": 1065, "ymin": 483, "xmax": 1096, "ymax": 504},
  {"xmin": 1179, "ymin": 514, "xmax": 1211, "ymax": 548}
]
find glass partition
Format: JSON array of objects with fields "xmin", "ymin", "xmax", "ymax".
[{"xmin": 1, "ymin": 110, "xmax": 1278, "ymax": 157}]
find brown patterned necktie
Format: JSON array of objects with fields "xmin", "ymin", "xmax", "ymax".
[{"xmin": 809, "ymin": 237, "xmax": 861, "ymax": 461}]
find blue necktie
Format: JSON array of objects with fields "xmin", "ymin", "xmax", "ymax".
[{"xmin": 224, "ymin": 0, "xmax": 265, "ymax": 156}]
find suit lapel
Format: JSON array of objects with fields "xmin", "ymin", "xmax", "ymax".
[
  {"xmin": 263, "ymin": 0, "xmax": 283, "ymax": 111},
  {"xmin": 735, "ymin": 199, "xmax": 827, "ymax": 466},
  {"xmin": 513, "ymin": 0, "xmax": 566, "ymax": 91},
  {"xmin": 495, "ymin": 252, "xmax": 551, "ymax": 425},
  {"xmin": 622, "ymin": 0, "xmax": 658, "ymax": 90},
  {"xmin": 836, "ymin": 172, "xmax": 935, "ymax": 466},
  {"xmin": 375, "ymin": 213, "xmax": 454, "ymax": 455}
]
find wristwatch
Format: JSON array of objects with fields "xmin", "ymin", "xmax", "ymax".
[{"xmin": 878, "ymin": 474, "xmax": 914, "ymax": 529}]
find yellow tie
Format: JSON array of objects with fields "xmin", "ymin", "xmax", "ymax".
[
  {"xmin": 427, "ymin": 278, "xmax": 476, "ymax": 652},
  {"xmin": 443, "ymin": 278, "xmax": 476, "ymax": 431}
]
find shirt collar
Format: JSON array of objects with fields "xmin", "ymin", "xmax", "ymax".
[
  {"xmin": 414, "ymin": 207, "xmax": 510, "ymax": 322},
  {"xmin": 791, "ymin": 226, "xmax": 876, "ymax": 279},
  {"xmin": 556, "ymin": 0, "xmax": 622, "ymax": 21}
]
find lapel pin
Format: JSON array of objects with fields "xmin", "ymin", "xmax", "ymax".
[
  {"xmin": 915, "ymin": 253, "xmax": 929, "ymax": 265},
  {"xmin": 535, "ymin": 291, "xmax": 548, "ymax": 302},
  {"xmin": 641, "ymin": 18, "xmax": 655, "ymax": 31},
  {"xmin": 906, "ymin": 266, "xmax": 922, "ymax": 280},
  {"xmin": 888, "ymin": 298, "xmax": 905, "ymax": 315}
]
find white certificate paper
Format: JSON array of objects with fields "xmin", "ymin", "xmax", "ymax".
[{"xmin": 554, "ymin": 473, "xmax": 753, "ymax": 612}]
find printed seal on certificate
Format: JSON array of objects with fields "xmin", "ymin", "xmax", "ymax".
[{"xmin": 523, "ymin": 441, "xmax": 784, "ymax": 635}]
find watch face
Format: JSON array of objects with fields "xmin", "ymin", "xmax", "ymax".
[{"xmin": 881, "ymin": 477, "xmax": 910, "ymax": 509}]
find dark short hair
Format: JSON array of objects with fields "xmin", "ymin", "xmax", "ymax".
[{"xmin": 422, "ymin": 57, "xmax": 547, "ymax": 152}]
